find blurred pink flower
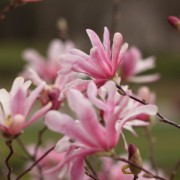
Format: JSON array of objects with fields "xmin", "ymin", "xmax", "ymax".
[
  {"xmin": 22, "ymin": 39, "xmax": 75, "ymax": 83},
  {"xmin": 120, "ymin": 47, "xmax": 160, "ymax": 83},
  {"xmin": 168, "ymin": 16, "xmax": 180, "ymax": 31},
  {"xmin": 0, "ymin": 77, "xmax": 51, "ymax": 136},
  {"xmin": 27, "ymin": 143, "xmax": 65, "ymax": 180},
  {"xmin": 59, "ymin": 27, "xmax": 128, "ymax": 86},
  {"xmin": 25, "ymin": 68, "xmax": 77, "ymax": 110},
  {"xmin": 137, "ymin": 86, "xmax": 156, "ymax": 104},
  {"xmin": 44, "ymin": 81, "xmax": 157, "ymax": 179}
]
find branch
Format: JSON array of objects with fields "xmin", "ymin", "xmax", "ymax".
[
  {"xmin": 16, "ymin": 137, "xmax": 34, "ymax": 160},
  {"xmin": 5, "ymin": 135, "xmax": 19, "ymax": 180},
  {"xmin": 170, "ymin": 158, "xmax": 180, "ymax": 180},
  {"xmin": 34, "ymin": 126, "xmax": 47, "ymax": 158},
  {"xmin": 144, "ymin": 127, "xmax": 158, "ymax": 175},
  {"xmin": 85, "ymin": 169, "xmax": 98, "ymax": 180},
  {"xmin": 0, "ymin": 1, "xmax": 18, "ymax": 21},
  {"xmin": 85, "ymin": 159, "xmax": 99, "ymax": 179},
  {"xmin": 16, "ymin": 145, "xmax": 55, "ymax": 180},
  {"xmin": 113, "ymin": 156, "xmax": 167, "ymax": 180},
  {"xmin": 116, "ymin": 84, "xmax": 180, "ymax": 129}
]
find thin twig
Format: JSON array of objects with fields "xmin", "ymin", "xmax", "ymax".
[
  {"xmin": 111, "ymin": 0, "xmax": 121, "ymax": 36},
  {"xmin": 113, "ymin": 156, "xmax": 167, "ymax": 180},
  {"xmin": 5, "ymin": 135, "xmax": 19, "ymax": 180},
  {"xmin": 34, "ymin": 126, "xmax": 47, "ymax": 158},
  {"xmin": 5, "ymin": 140, "xmax": 13, "ymax": 180},
  {"xmin": 0, "ymin": 1, "xmax": 18, "ymax": 21},
  {"xmin": 85, "ymin": 159, "xmax": 98, "ymax": 179},
  {"xmin": 16, "ymin": 137, "xmax": 34, "ymax": 160},
  {"xmin": 133, "ymin": 175, "xmax": 138, "ymax": 180},
  {"xmin": 85, "ymin": 168, "xmax": 98, "ymax": 180},
  {"xmin": 16, "ymin": 145, "xmax": 55, "ymax": 180},
  {"xmin": 16, "ymin": 137, "xmax": 44, "ymax": 180},
  {"xmin": 170, "ymin": 158, "xmax": 180, "ymax": 180},
  {"xmin": 33, "ymin": 126, "xmax": 47, "ymax": 180},
  {"xmin": 116, "ymin": 83, "xmax": 180, "ymax": 129},
  {"xmin": 144, "ymin": 127, "xmax": 158, "ymax": 175}
]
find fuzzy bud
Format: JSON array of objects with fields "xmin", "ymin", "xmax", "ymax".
[
  {"xmin": 168, "ymin": 16, "xmax": 180, "ymax": 32},
  {"xmin": 128, "ymin": 144, "xmax": 143, "ymax": 175}
]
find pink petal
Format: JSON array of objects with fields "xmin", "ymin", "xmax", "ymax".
[
  {"xmin": 70, "ymin": 156, "xmax": 85, "ymax": 180},
  {"xmin": 22, "ymin": 49, "xmax": 45, "ymax": 67},
  {"xmin": 86, "ymin": 29, "xmax": 111, "ymax": 70},
  {"xmin": 69, "ymin": 49, "xmax": 90, "ymax": 60},
  {"xmin": 103, "ymin": 27, "xmax": 111, "ymax": 59},
  {"xmin": 111, "ymin": 33, "xmax": 123, "ymax": 74},
  {"xmin": 0, "ymin": 89, "xmax": 10, "ymax": 116},
  {"xmin": 121, "ymin": 105, "xmax": 158, "ymax": 128},
  {"xmin": 134, "ymin": 56, "xmax": 156, "ymax": 74},
  {"xmin": 11, "ymin": 88, "xmax": 26, "ymax": 116},
  {"xmin": 23, "ymin": 102, "xmax": 52, "ymax": 129},
  {"xmin": 55, "ymin": 136, "xmax": 71, "ymax": 153},
  {"xmin": 48, "ymin": 39, "xmax": 63, "ymax": 60},
  {"xmin": 60, "ymin": 54, "xmax": 104, "ymax": 79},
  {"xmin": 118, "ymin": 43, "xmax": 128, "ymax": 64},
  {"xmin": 25, "ymin": 81, "xmax": 45, "ymax": 116},
  {"xmin": 10, "ymin": 77, "xmax": 25, "ymax": 97},
  {"xmin": 67, "ymin": 89, "xmax": 107, "ymax": 148},
  {"xmin": 45, "ymin": 110, "xmax": 98, "ymax": 147},
  {"xmin": 87, "ymin": 81, "xmax": 106, "ymax": 110},
  {"xmin": 25, "ymin": 68, "xmax": 44, "ymax": 85},
  {"xmin": 90, "ymin": 47, "xmax": 112, "ymax": 77},
  {"xmin": 129, "ymin": 74, "xmax": 160, "ymax": 83}
]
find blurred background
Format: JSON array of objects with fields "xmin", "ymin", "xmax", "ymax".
[{"xmin": 0, "ymin": 0, "xmax": 180, "ymax": 179}]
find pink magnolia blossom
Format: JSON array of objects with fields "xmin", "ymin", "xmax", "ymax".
[
  {"xmin": 45, "ymin": 81, "xmax": 157, "ymax": 179},
  {"xmin": 25, "ymin": 68, "xmax": 77, "ymax": 110},
  {"xmin": 22, "ymin": 39, "xmax": 75, "ymax": 83},
  {"xmin": 120, "ymin": 47, "xmax": 160, "ymax": 83},
  {"xmin": 137, "ymin": 86, "xmax": 156, "ymax": 104},
  {"xmin": 59, "ymin": 27, "xmax": 128, "ymax": 86},
  {"xmin": 27, "ymin": 143, "xmax": 65, "ymax": 180},
  {"xmin": 88, "ymin": 81, "xmax": 157, "ymax": 136},
  {"xmin": 0, "ymin": 77, "xmax": 51, "ymax": 136}
]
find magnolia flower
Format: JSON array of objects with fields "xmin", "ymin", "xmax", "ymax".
[
  {"xmin": 88, "ymin": 81, "xmax": 157, "ymax": 136},
  {"xmin": 25, "ymin": 68, "xmax": 77, "ymax": 110},
  {"xmin": 22, "ymin": 39, "xmax": 75, "ymax": 83},
  {"xmin": 59, "ymin": 27, "xmax": 128, "ymax": 86},
  {"xmin": 120, "ymin": 47, "xmax": 160, "ymax": 83},
  {"xmin": 0, "ymin": 77, "xmax": 51, "ymax": 136},
  {"xmin": 27, "ymin": 143, "xmax": 65, "ymax": 180},
  {"xmin": 45, "ymin": 81, "xmax": 157, "ymax": 179},
  {"xmin": 137, "ymin": 86, "xmax": 156, "ymax": 104}
]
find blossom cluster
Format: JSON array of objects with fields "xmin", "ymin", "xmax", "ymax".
[{"xmin": 1, "ymin": 27, "xmax": 165, "ymax": 180}]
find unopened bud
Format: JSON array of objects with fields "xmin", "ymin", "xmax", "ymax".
[
  {"xmin": 128, "ymin": 144, "xmax": 143, "ymax": 175},
  {"xmin": 168, "ymin": 16, "xmax": 180, "ymax": 32},
  {"xmin": 41, "ymin": 87, "xmax": 61, "ymax": 110}
]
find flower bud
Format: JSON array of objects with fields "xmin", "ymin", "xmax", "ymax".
[
  {"xmin": 41, "ymin": 87, "xmax": 61, "ymax": 110},
  {"xmin": 128, "ymin": 144, "xmax": 143, "ymax": 175},
  {"xmin": 168, "ymin": 16, "xmax": 180, "ymax": 32}
]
